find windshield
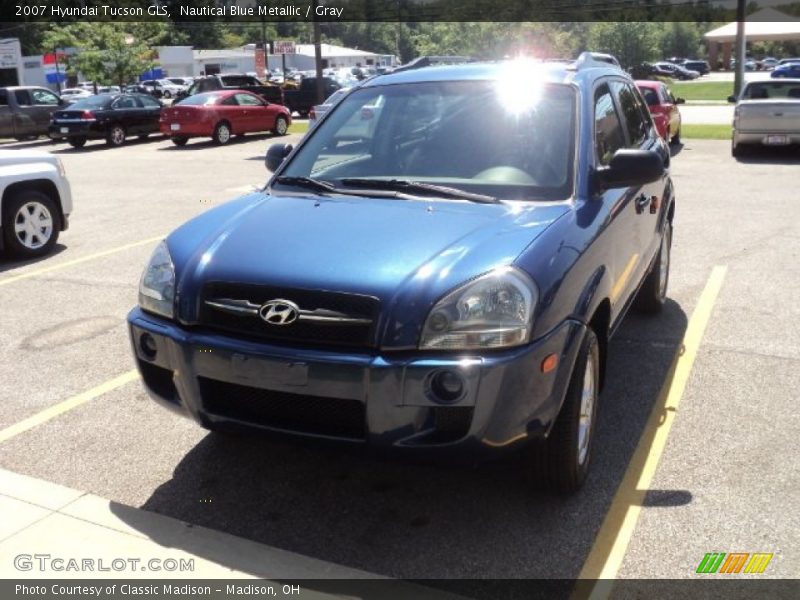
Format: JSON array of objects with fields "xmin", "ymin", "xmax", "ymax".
[
  {"xmin": 279, "ymin": 80, "xmax": 576, "ymax": 201},
  {"xmin": 68, "ymin": 95, "xmax": 114, "ymax": 109},
  {"xmin": 742, "ymin": 82, "xmax": 800, "ymax": 100}
]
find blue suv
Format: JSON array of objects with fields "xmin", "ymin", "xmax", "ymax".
[{"xmin": 128, "ymin": 54, "xmax": 674, "ymax": 493}]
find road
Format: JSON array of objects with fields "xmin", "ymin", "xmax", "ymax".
[{"xmin": 0, "ymin": 134, "xmax": 798, "ymax": 585}]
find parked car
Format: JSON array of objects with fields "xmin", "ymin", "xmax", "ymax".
[
  {"xmin": 128, "ymin": 54, "xmax": 674, "ymax": 494},
  {"xmin": 166, "ymin": 77, "xmax": 193, "ymax": 88},
  {"xmin": 760, "ymin": 57, "xmax": 779, "ymax": 71},
  {"xmin": 177, "ymin": 74, "xmax": 284, "ymax": 106},
  {"xmin": 141, "ymin": 79, "xmax": 183, "ymax": 99},
  {"xmin": 308, "ymin": 87, "xmax": 351, "ymax": 125},
  {"xmin": 160, "ymin": 90, "xmax": 291, "ymax": 146},
  {"xmin": 48, "ymin": 93, "xmax": 162, "ymax": 148},
  {"xmin": 0, "ymin": 86, "xmax": 66, "ymax": 140},
  {"xmin": 653, "ymin": 62, "xmax": 699, "ymax": 80},
  {"xmin": 777, "ymin": 58, "xmax": 800, "ymax": 65},
  {"xmin": 770, "ymin": 63, "xmax": 800, "ymax": 79},
  {"xmin": 681, "ymin": 60, "xmax": 710, "ymax": 76},
  {"xmin": 636, "ymin": 80, "xmax": 684, "ymax": 143},
  {"xmin": 0, "ymin": 149, "xmax": 72, "ymax": 258},
  {"xmin": 59, "ymin": 88, "xmax": 94, "ymax": 102},
  {"xmin": 283, "ymin": 77, "xmax": 342, "ymax": 117},
  {"xmin": 729, "ymin": 79, "xmax": 800, "ymax": 156},
  {"xmin": 96, "ymin": 86, "xmax": 121, "ymax": 94}
]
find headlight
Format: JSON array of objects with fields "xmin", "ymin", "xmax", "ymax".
[
  {"xmin": 420, "ymin": 267, "xmax": 537, "ymax": 350},
  {"xmin": 138, "ymin": 241, "xmax": 176, "ymax": 319}
]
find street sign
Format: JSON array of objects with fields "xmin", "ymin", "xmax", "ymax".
[{"xmin": 273, "ymin": 41, "xmax": 296, "ymax": 55}]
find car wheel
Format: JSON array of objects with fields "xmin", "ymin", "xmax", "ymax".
[
  {"xmin": 212, "ymin": 122, "xmax": 232, "ymax": 145},
  {"xmin": 163, "ymin": 91, "xmax": 172, "ymax": 99},
  {"xmin": 671, "ymin": 126, "xmax": 681, "ymax": 145},
  {"xmin": 106, "ymin": 125, "xmax": 126, "ymax": 147},
  {"xmin": 528, "ymin": 328, "xmax": 600, "ymax": 494},
  {"xmin": 171, "ymin": 136, "xmax": 189, "ymax": 147},
  {"xmin": 636, "ymin": 221, "xmax": 672, "ymax": 314},
  {"xmin": 1, "ymin": 190, "xmax": 60, "ymax": 258},
  {"xmin": 273, "ymin": 116, "xmax": 288, "ymax": 136},
  {"xmin": 68, "ymin": 137, "xmax": 87, "ymax": 148}
]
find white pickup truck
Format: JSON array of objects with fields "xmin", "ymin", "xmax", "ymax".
[
  {"xmin": 729, "ymin": 79, "xmax": 800, "ymax": 157},
  {"xmin": 0, "ymin": 149, "xmax": 73, "ymax": 258}
]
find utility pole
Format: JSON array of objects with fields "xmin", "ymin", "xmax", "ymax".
[
  {"xmin": 312, "ymin": 0, "xmax": 324, "ymax": 104},
  {"xmin": 734, "ymin": 0, "xmax": 746, "ymax": 96}
]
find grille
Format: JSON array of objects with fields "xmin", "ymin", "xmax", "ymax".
[
  {"xmin": 199, "ymin": 377, "xmax": 366, "ymax": 440},
  {"xmin": 199, "ymin": 282, "xmax": 379, "ymax": 348}
]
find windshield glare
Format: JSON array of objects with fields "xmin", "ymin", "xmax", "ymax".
[{"xmin": 280, "ymin": 80, "xmax": 576, "ymax": 201}]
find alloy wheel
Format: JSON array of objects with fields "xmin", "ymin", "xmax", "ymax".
[{"xmin": 14, "ymin": 201, "xmax": 53, "ymax": 250}]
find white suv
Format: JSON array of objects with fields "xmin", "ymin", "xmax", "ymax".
[{"xmin": 0, "ymin": 149, "xmax": 73, "ymax": 258}]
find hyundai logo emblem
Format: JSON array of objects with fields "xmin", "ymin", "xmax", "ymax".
[{"xmin": 259, "ymin": 299, "xmax": 299, "ymax": 326}]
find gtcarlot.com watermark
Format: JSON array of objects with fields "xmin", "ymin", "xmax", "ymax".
[{"xmin": 14, "ymin": 554, "xmax": 194, "ymax": 573}]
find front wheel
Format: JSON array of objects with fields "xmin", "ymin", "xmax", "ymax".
[
  {"xmin": 272, "ymin": 116, "xmax": 288, "ymax": 136},
  {"xmin": 636, "ymin": 221, "xmax": 672, "ymax": 313},
  {"xmin": 212, "ymin": 122, "xmax": 231, "ymax": 145},
  {"xmin": 1, "ymin": 190, "xmax": 60, "ymax": 258},
  {"xmin": 528, "ymin": 328, "xmax": 600, "ymax": 494}
]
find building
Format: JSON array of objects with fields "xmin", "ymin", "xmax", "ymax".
[
  {"xmin": 267, "ymin": 43, "xmax": 396, "ymax": 72},
  {"xmin": 0, "ymin": 38, "xmax": 24, "ymax": 87},
  {"xmin": 704, "ymin": 8, "xmax": 800, "ymax": 69}
]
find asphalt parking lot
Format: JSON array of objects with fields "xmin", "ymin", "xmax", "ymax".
[{"xmin": 0, "ymin": 133, "xmax": 798, "ymax": 584}]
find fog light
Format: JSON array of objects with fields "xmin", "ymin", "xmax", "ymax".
[
  {"xmin": 140, "ymin": 333, "xmax": 157, "ymax": 359},
  {"xmin": 428, "ymin": 370, "xmax": 466, "ymax": 404}
]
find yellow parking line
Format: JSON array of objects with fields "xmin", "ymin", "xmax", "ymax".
[
  {"xmin": 0, "ymin": 236, "xmax": 164, "ymax": 287},
  {"xmin": 576, "ymin": 266, "xmax": 727, "ymax": 593},
  {"xmin": 0, "ymin": 370, "xmax": 140, "ymax": 444}
]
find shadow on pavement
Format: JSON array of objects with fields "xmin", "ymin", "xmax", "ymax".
[
  {"xmin": 50, "ymin": 135, "xmax": 166, "ymax": 154},
  {"xmin": 734, "ymin": 146, "xmax": 800, "ymax": 164},
  {"xmin": 114, "ymin": 300, "xmax": 689, "ymax": 582},
  {"xmin": 0, "ymin": 243, "xmax": 67, "ymax": 275}
]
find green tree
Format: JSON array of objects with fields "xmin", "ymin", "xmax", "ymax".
[{"xmin": 587, "ymin": 22, "xmax": 660, "ymax": 69}]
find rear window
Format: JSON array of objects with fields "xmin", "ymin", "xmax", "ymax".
[
  {"xmin": 742, "ymin": 83, "xmax": 800, "ymax": 100},
  {"xmin": 66, "ymin": 95, "xmax": 114, "ymax": 109},
  {"xmin": 177, "ymin": 93, "xmax": 223, "ymax": 106}
]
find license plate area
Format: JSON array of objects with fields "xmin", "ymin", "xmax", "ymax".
[
  {"xmin": 60, "ymin": 127, "xmax": 68, "ymax": 134},
  {"xmin": 170, "ymin": 123, "xmax": 180, "ymax": 131},
  {"xmin": 765, "ymin": 134, "xmax": 789, "ymax": 145}
]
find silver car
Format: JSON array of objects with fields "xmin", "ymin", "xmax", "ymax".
[{"xmin": 729, "ymin": 79, "xmax": 800, "ymax": 156}]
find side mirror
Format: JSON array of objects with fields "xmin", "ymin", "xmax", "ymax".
[
  {"xmin": 727, "ymin": 95, "xmax": 737, "ymax": 103},
  {"xmin": 596, "ymin": 149, "xmax": 664, "ymax": 190},
  {"xmin": 265, "ymin": 143, "xmax": 293, "ymax": 172},
  {"xmin": 675, "ymin": 97, "xmax": 685, "ymax": 104}
]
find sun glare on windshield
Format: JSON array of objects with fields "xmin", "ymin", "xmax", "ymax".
[{"xmin": 495, "ymin": 59, "xmax": 547, "ymax": 116}]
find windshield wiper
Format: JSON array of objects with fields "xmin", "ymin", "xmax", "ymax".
[
  {"xmin": 272, "ymin": 176, "xmax": 407, "ymax": 200},
  {"xmin": 339, "ymin": 178, "xmax": 499, "ymax": 204}
]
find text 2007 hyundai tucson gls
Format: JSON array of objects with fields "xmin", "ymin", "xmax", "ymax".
[{"xmin": 128, "ymin": 54, "xmax": 674, "ymax": 493}]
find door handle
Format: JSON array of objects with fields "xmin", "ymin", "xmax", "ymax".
[{"xmin": 635, "ymin": 194, "xmax": 651, "ymax": 214}]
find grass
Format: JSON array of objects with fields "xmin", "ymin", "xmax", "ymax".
[
  {"xmin": 669, "ymin": 81, "xmax": 734, "ymax": 102},
  {"xmin": 288, "ymin": 122, "xmax": 308, "ymax": 135},
  {"xmin": 681, "ymin": 124, "xmax": 731, "ymax": 140}
]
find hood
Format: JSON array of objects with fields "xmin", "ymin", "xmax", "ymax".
[
  {"xmin": 0, "ymin": 149, "xmax": 58, "ymax": 168},
  {"xmin": 170, "ymin": 192, "xmax": 569, "ymax": 337}
]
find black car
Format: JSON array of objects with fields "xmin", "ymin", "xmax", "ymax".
[
  {"xmin": 682, "ymin": 60, "xmax": 710, "ymax": 76},
  {"xmin": 49, "ymin": 93, "xmax": 162, "ymax": 148}
]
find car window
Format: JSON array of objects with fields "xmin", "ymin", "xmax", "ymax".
[
  {"xmin": 138, "ymin": 95, "xmax": 161, "ymax": 108},
  {"xmin": 221, "ymin": 76, "xmax": 249, "ymax": 87},
  {"xmin": 177, "ymin": 93, "xmax": 221, "ymax": 106},
  {"xmin": 235, "ymin": 93, "xmax": 263, "ymax": 106},
  {"xmin": 639, "ymin": 87, "xmax": 659, "ymax": 106},
  {"xmin": 113, "ymin": 96, "xmax": 138, "ymax": 109},
  {"xmin": 32, "ymin": 89, "xmax": 60, "ymax": 105},
  {"xmin": 743, "ymin": 82, "xmax": 800, "ymax": 99},
  {"xmin": 221, "ymin": 95, "xmax": 239, "ymax": 106},
  {"xmin": 281, "ymin": 80, "xmax": 576, "ymax": 201},
  {"xmin": 594, "ymin": 84, "xmax": 625, "ymax": 166},
  {"xmin": 14, "ymin": 90, "xmax": 31, "ymax": 106},
  {"xmin": 610, "ymin": 81, "xmax": 648, "ymax": 147}
]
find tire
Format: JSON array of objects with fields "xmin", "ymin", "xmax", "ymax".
[
  {"xmin": 671, "ymin": 125, "xmax": 681, "ymax": 145},
  {"xmin": 171, "ymin": 136, "xmax": 189, "ymax": 147},
  {"xmin": 732, "ymin": 139, "xmax": 744, "ymax": 158},
  {"xmin": 272, "ymin": 115, "xmax": 288, "ymax": 136},
  {"xmin": 636, "ymin": 221, "xmax": 672, "ymax": 314},
  {"xmin": 1, "ymin": 190, "xmax": 60, "ymax": 258},
  {"xmin": 529, "ymin": 328, "xmax": 600, "ymax": 494},
  {"xmin": 212, "ymin": 121, "xmax": 232, "ymax": 145},
  {"xmin": 106, "ymin": 125, "xmax": 126, "ymax": 147},
  {"xmin": 68, "ymin": 137, "xmax": 86, "ymax": 148},
  {"xmin": 163, "ymin": 91, "xmax": 172, "ymax": 99}
]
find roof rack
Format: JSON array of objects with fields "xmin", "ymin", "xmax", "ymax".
[{"xmin": 570, "ymin": 52, "xmax": 622, "ymax": 71}]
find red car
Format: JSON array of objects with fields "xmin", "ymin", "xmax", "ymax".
[
  {"xmin": 160, "ymin": 90, "xmax": 291, "ymax": 146},
  {"xmin": 635, "ymin": 80, "xmax": 684, "ymax": 144}
]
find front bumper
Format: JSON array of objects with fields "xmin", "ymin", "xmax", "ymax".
[{"xmin": 127, "ymin": 307, "xmax": 585, "ymax": 458}]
